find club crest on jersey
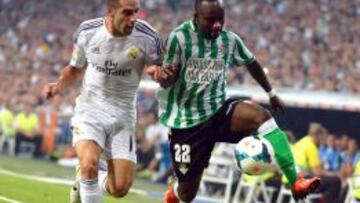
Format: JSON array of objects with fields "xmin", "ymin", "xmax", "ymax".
[
  {"xmin": 90, "ymin": 46, "xmax": 100, "ymax": 54},
  {"xmin": 127, "ymin": 46, "xmax": 139, "ymax": 60},
  {"xmin": 71, "ymin": 125, "xmax": 84, "ymax": 137}
]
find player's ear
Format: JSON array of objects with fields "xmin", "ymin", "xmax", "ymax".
[{"xmin": 107, "ymin": 7, "xmax": 115, "ymax": 17}]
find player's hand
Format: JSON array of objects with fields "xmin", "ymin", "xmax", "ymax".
[
  {"xmin": 43, "ymin": 82, "xmax": 60, "ymax": 100},
  {"xmin": 269, "ymin": 95, "xmax": 285, "ymax": 113},
  {"xmin": 146, "ymin": 65, "xmax": 162, "ymax": 81},
  {"xmin": 159, "ymin": 64, "xmax": 178, "ymax": 88}
]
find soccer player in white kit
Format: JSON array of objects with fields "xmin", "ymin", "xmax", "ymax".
[{"xmin": 43, "ymin": 0, "xmax": 164, "ymax": 202}]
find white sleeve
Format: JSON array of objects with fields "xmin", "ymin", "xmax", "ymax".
[
  {"xmin": 144, "ymin": 33, "xmax": 163, "ymax": 66},
  {"xmin": 233, "ymin": 34, "xmax": 255, "ymax": 66},
  {"xmin": 69, "ymin": 27, "xmax": 87, "ymax": 68}
]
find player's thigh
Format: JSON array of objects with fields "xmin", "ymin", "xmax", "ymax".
[
  {"xmin": 230, "ymin": 100, "xmax": 271, "ymax": 134},
  {"xmin": 211, "ymin": 97, "xmax": 269, "ymax": 142},
  {"xmin": 104, "ymin": 125, "xmax": 136, "ymax": 190},
  {"xmin": 71, "ymin": 112, "xmax": 108, "ymax": 176},
  {"xmin": 107, "ymin": 159, "xmax": 136, "ymax": 192},
  {"xmin": 104, "ymin": 125, "xmax": 136, "ymax": 162},
  {"xmin": 169, "ymin": 126, "xmax": 215, "ymax": 183},
  {"xmin": 71, "ymin": 112, "xmax": 107, "ymax": 151},
  {"xmin": 75, "ymin": 140, "xmax": 102, "ymax": 177}
]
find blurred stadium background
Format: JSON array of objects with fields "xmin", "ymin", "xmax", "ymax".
[{"xmin": 0, "ymin": 0, "xmax": 359, "ymax": 202}]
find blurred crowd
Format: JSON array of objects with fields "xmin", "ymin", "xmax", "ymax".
[
  {"xmin": 276, "ymin": 123, "xmax": 360, "ymax": 203},
  {"xmin": 1, "ymin": 0, "xmax": 359, "ymax": 105},
  {"xmin": 0, "ymin": 0, "xmax": 359, "ymax": 200}
]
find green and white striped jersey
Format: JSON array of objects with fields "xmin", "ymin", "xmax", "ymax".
[{"xmin": 157, "ymin": 20, "xmax": 255, "ymax": 129}]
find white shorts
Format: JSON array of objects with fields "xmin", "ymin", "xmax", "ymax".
[{"xmin": 71, "ymin": 107, "xmax": 137, "ymax": 163}]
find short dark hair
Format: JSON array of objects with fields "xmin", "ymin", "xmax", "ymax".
[
  {"xmin": 107, "ymin": 0, "xmax": 120, "ymax": 8},
  {"xmin": 194, "ymin": 0, "xmax": 222, "ymax": 11}
]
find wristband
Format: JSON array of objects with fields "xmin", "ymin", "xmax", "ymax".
[{"xmin": 267, "ymin": 89, "xmax": 277, "ymax": 98}]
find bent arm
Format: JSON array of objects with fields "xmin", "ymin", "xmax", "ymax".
[
  {"xmin": 54, "ymin": 65, "xmax": 85, "ymax": 92},
  {"xmin": 245, "ymin": 59, "xmax": 272, "ymax": 92}
]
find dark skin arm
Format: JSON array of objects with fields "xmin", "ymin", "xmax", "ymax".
[
  {"xmin": 159, "ymin": 64, "xmax": 179, "ymax": 88},
  {"xmin": 246, "ymin": 59, "xmax": 285, "ymax": 113}
]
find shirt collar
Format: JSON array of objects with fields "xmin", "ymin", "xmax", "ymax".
[{"xmin": 190, "ymin": 20, "xmax": 196, "ymax": 31}]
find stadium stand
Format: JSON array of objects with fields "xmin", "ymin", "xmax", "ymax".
[{"xmin": 0, "ymin": 0, "xmax": 359, "ymax": 202}]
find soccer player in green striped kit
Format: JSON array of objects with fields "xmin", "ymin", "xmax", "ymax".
[{"xmin": 157, "ymin": 0, "xmax": 321, "ymax": 202}]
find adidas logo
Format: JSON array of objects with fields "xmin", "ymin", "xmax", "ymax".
[{"xmin": 91, "ymin": 47, "xmax": 100, "ymax": 54}]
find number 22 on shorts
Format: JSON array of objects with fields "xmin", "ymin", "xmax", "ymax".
[{"xmin": 174, "ymin": 144, "xmax": 191, "ymax": 163}]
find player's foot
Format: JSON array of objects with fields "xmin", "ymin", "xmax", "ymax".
[
  {"xmin": 163, "ymin": 176, "xmax": 179, "ymax": 203},
  {"xmin": 164, "ymin": 186, "xmax": 179, "ymax": 203},
  {"xmin": 292, "ymin": 176, "xmax": 321, "ymax": 201},
  {"xmin": 70, "ymin": 165, "xmax": 81, "ymax": 203}
]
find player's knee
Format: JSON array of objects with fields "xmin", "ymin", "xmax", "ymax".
[
  {"xmin": 234, "ymin": 102, "xmax": 272, "ymax": 131},
  {"xmin": 110, "ymin": 181, "xmax": 132, "ymax": 198},
  {"xmin": 111, "ymin": 188, "xmax": 129, "ymax": 198},
  {"xmin": 255, "ymin": 107, "xmax": 272, "ymax": 127},
  {"xmin": 80, "ymin": 159, "xmax": 98, "ymax": 178}
]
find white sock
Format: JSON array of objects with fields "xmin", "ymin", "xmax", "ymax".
[
  {"xmin": 173, "ymin": 180, "xmax": 179, "ymax": 198},
  {"xmin": 257, "ymin": 118, "xmax": 278, "ymax": 137},
  {"xmin": 80, "ymin": 178, "xmax": 103, "ymax": 203},
  {"xmin": 98, "ymin": 169, "xmax": 109, "ymax": 195}
]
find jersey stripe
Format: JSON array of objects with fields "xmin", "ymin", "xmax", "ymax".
[
  {"xmin": 135, "ymin": 23, "xmax": 160, "ymax": 42},
  {"xmin": 195, "ymin": 33, "xmax": 207, "ymax": 123},
  {"xmin": 158, "ymin": 21, "xmax": 254, "ymax": 129},
  {"xmin": 161, "ymin": 33, "xmax": 180, "ymax": 125},
  {"xmin": 136, "ymin": 20, "xmax": 158, "ymax": 35},
  {"xmin": 73, "ymin": 18, "xmax": 104, "ymax": 43},
  {"xmin": 220, "ymin": 32, "xmax": 229, "ymax": 103},
  {"xmin": 78, "ymin": 18, "xmax": 103, "ymax": 31},
  {"xmin": 135, "ymin": 22, "xmax": 162, "ymax": 56},
  {"xmin": 184, "ymin": 32, "xmax": 206, "ymax": 126},
  {"xmin": 173, "ymin": 25, "xmax": 192, "ymax": 128},
  {"xmin": 209, "ymin": 40, "xmax": 219, "ymax": 114},
  {"xmin": 134, "ymin": 26, "xmax": 162, "ymax": 56},
  {"xmin": 234, "ymin": 36, "xmax": 254, "ymax": 65}
]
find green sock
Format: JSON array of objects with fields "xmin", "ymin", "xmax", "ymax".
[{"xmin": 263, "ymin": 128, "xmax": 298, "ymax": 185}]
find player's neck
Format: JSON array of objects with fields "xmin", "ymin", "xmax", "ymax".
[{"xmin": 105, "ymin": 17, "xmax": 126, "ymax": 38}]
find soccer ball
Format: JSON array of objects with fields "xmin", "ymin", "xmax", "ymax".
[{"xmin": 234, "ymin": 136, "xmax": 275, "ymax": 175}]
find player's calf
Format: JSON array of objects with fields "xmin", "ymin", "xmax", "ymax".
[
  {"xmin": 177, "ymin": 191, "xmax": 197, "ymax": 203},
  {"xmin": 172, "ymin": 177, "xmax": 202, "ymax": 203}
]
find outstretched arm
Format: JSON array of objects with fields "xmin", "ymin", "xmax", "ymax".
[
  {"xmin": 43, "ymin": 65, "xmax": 85, "ymax": 100},
  {"xmin": 246, "ymin": 60, "xmax": 285, "ymax": 113}
]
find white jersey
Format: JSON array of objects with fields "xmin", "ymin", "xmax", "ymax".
[{"xmin": 70, "ymin": 18, "xmax": 162, "ymax": 120}]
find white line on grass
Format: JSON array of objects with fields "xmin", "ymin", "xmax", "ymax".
[
  {"xmin": 0, "ymin": 169, "xmax": 216, "ymax": 203},
  {"xmin": 0, "ymin": 169, "xmax": 149, "ymax": 197},
  {"xmin": 0, "ymin": 196, "xmax": 23, "ymax": 203}
]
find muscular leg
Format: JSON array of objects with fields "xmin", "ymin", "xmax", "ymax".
[
  {"xmin": 104, "ymin": 159, "xmax": 136, "ymax": 198},
  {"xmin": 75, "ymin": 140, "xmax": 103, "ymax": 203},
  {"xmin": 229, "ymin": 101, "xmax": 298, "ymax": 185},
  {"xmin": 174, "ymin": 175, "xmax": 203, "ymax": 202},
  {"xmin": 166, "ymin": 124, "xmax": 215, "ymax": 203}
]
